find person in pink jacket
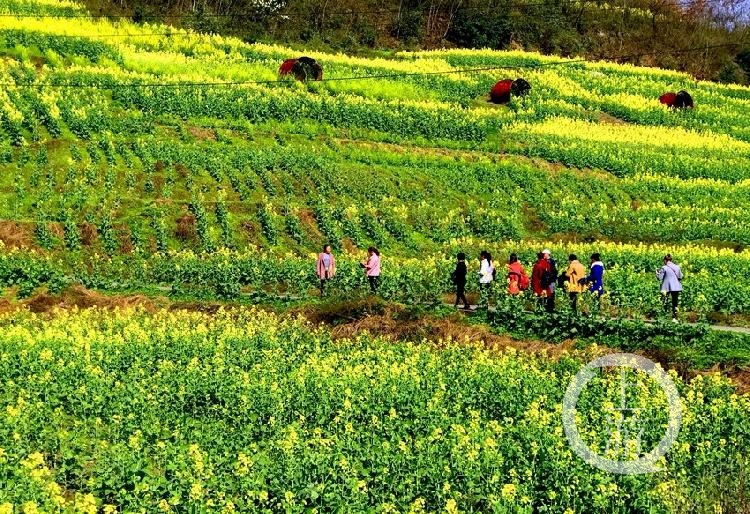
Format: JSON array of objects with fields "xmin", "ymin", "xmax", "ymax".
[
  {"xmin": 316, "ymin": 244, "xmax": 336, "ymax": 295},
  {"xmin": 361, "ymin": 246, "xmax": 381, "ymax": 293}
]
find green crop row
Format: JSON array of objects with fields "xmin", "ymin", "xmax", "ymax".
[
  {"xmin": 6, "ymin": 131, "xmax": 750, "ymax": 257},
  {"xmin": 4, "ymin": 240, "xmax": 750, "ymax": 318}
]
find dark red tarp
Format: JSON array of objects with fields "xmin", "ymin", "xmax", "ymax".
[{"xmin": 490, "ymin": 79, "xmax": 514, "ymax": 104}]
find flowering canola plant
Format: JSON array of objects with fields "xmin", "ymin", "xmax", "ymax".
[{"xmin": 0, "ymin": 307, "xmax": 748, "ymax": 512}]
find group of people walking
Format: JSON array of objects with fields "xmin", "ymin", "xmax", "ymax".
[
  {"xmin": 313, "ymin": 244, "xmax": 684, "ymax": 321},
  {"xmin": 452, "ymin": 249, "xmax": 604, "ymax": 312},
  {"xmin": 453, "ymin": 249, "xmax": 683, "ymax": 320}
]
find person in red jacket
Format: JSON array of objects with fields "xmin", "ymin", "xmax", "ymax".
[
  {"xmin": 532, "ymin": 252, "xmax": 553, "ymax": 311},
  {"xmin": 507, "ymin": 253, "xmax": 527, "ymax": 295}
]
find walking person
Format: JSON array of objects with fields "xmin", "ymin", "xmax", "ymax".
[
  {"xmin": 478, "ymin": 250, "xmax": 494, "ymax": 308},
  {"xmin": 532, "ymin": 252, "xmax": 553, "ymax": 312},
  {"xmin": 507, "ymin": 253, "xmax": 528, "ymax": 296},
  {"xmin": 657, "ymin": 254, "xmax": 683, "ymax": 321},
  {"xmin": 316, "ymin": 244, "xmax": 336, "ymax": 295},
  {"xmin": 452, "ymin": 252, "xmax": 469, "ymax": 309},
  {"xmin": 565, "ymin": 254, "xmax": 586, "ymax": 313},
  {"xmin": 542, "ymin": 249, "xmax": 558, "ymax": 312},
  {"xmin": 361, "ymin": 246, "xmax": 381, "ymax": 294},
  {"xmin": 584, "ymin": 253, "xmax": 605, "ymax": 308}
]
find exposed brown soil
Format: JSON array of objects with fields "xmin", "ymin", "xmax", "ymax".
[
  {"xmin": 521, "ymin": 203, "xmax": 548, "ymax": 233},
  {"xmin": 80, "ymin": 222, "xmax": 98, "ymax": 246},
  {"xmin": 175, "ymin": 212, "xmax": 197, "ymax": 242},
  {"xmin": 30, "ymin": 55, "xmax": 46, "ymax": 71},
  {"xmin": 297, "ymin": 208, "xmax": 324, "ymax": 241},
  {"xmin": 296, "ymin": 299, "xmax": 589, "ymax": 359},
  {"xmin": 118, "ymin": 228, "xmax": 134, "ymax": 254},
  {"xmin": 341, "ymin": 237, "xmax": 358, "ymax": 253},
  {"xmin": 175, "ymin": 163, "xmax": 189, "ymax": 179},
  {"xmin": 0, "ymin": 221, "xmax": 34, "ymax": 248},
  {"xmin": 707, "ymin": 312, "xmax": 750, "ymax": 329},
  {"xmin": 188, "ymin": 126, "xmax": 217, "ymax": 141},
  {"xmin": 241, "ymin": 220, "xmax": 259, "ymax": 240},
  {"xmin": 0, "ymin": 297, "xmax": 15, "ymax": 315},
  {"xmin": 21, "ymin": 286, "xmax": 165, "ymax": 314},
  {"xmin": 725, "ymin": 367, "xmax": 750, "ymax": 395},
  {"xmin": 442, "ymin": 292, "xmax": 481, "ymax": 305},
  {"xmin": 598, "ymin": 112, "xmax": 629, "ymax": 125},
  {"xmin": 49, "ymin": 222, "xmax": 64, "ymax": 240},
  {"xmin": 153, "ymin": 175, "xmax": 165, "ymax": 195}
]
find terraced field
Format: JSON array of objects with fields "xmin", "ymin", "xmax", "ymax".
[
  {"xmin": 1, "ymin": 0, "xmax": 750, "ymax": 512},
  {"xmin": 2, "ymin": 1, "xmax": 750, "ymax": 315}
]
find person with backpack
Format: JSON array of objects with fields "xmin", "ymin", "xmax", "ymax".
[
  {"xmin": 478, "ymin": 250, "xmax": 494, "ymax": 308},
  {"xmin": 542, "ymin": 249, "xmax": 558, "ymax": 312},
  {"xmin": 361, "ymin": 246, "xmax": 381, "ymax": 294},
  {"xmin": 452, "ymin": 252, "xmax": 469, "ymax": 309},
  {"xmin": 507, "ymin": 253, "xmax": 528, "ymax": 296},
  {"xmin": 564, "ymin": 254, "xmax": 586, "ymax": 313},
  {"xmin": 582, "ymin": 253, "xmax": 605, "ymax": 306},
  {"xmin": 532, "ymin": 252, "xmax": 553, "ymax": 312},
  {"xmin": 657, "ymin": 254, "xmax": 683, "ymax": 321},
  {"xmin": 316, "ymin": 244, "xmax": 336, "ymax": 295}
]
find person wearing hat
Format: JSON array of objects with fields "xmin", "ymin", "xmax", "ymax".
[{"xmin": 532, "ymin": 252, "xmax": 553, "ymax": 312}]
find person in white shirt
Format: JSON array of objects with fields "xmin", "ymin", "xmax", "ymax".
[{"xmin": 478, "ymin": 250, "xmax": 494, "ymax": 309}]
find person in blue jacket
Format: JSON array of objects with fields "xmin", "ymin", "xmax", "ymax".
[{"xmin": 582, "ymin": 253, "xmax": 605, "ymax": 300}]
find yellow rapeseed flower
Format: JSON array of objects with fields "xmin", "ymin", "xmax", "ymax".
[
  {"xmin": 502, "ymin": 484, "xmax": 517, "ymax": 501},
  {"xmin": 22, "ymin": 502, "xmax": 39, "ymax": 514}
]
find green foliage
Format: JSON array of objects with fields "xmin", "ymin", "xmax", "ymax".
[
  {"xmin": 189, "ymin": 193, "xmax": 215, "ymax": 253},
  {"xmin": 150, "ymin": 208, "xmax": 168, "ymax": 253},
  {"xmin": 97, "ymin": 210, "xmax": 118, "ymax": 255},
  {"xmin": 215, "ymin": 190, "xmax": 233, "ymax": 249},
  {"xmin": 257, "ymin": 200, "xmax": 279, "ymax": 246},
  {"xmin": 33, "ymin": 212, "xmax": 54, "ymax": 250},
  {"xmin": 61, "ymin": 209, "xmax": 80, "ymax": 251},
  {"xmin": 0, "ymin": 29, "xmax": 124, "ymax": 65},
  {"xmin": 283, "ymin": 206, "xmax": 306, "ymax": 246},
  {"xmin": 447, "ymin": 10, "xmax": 512, "ymax": 49}
]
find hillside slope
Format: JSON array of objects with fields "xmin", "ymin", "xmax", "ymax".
[{"xmin": 2, "ymin": 0, "xmax": 750, "ymax": 317}]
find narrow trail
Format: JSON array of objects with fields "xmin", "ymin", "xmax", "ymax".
[{"xmin": 36, "ymin": 284, "xmax": 750, "ymax": 334}]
